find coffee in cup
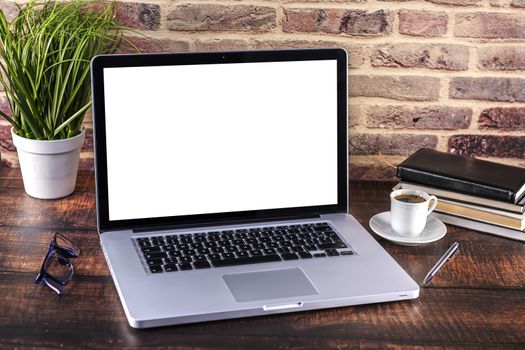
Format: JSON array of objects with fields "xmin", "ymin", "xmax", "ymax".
[
  {"xmin": 394, "ymin": 194, "xmax": 426, "ymax": 204},
  {"xmin": 390, "ymin": 189, "xmax": 438, "ymax": 237}
]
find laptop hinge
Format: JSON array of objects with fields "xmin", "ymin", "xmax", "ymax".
[{"xmin": 131, "ymin": 214, "xmax": 321, "ymax": 233}]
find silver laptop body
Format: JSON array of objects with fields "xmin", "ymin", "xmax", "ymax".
[{"xmin": 90, "ymin": 49, "xmax": 419, "ymax": 328}]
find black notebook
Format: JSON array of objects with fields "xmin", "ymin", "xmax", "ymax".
[{"xmin": 397, "ymin": 149, "xmax": 525, "ymax": 204}]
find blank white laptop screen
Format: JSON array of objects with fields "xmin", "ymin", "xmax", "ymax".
[{"xmin": 103, "ymin": 60, "xmax": 338, "ymax": 221}]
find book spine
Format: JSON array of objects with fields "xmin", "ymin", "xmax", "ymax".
[
  {"xmin": 432, "ymin": 212, "xmax": 525, "ymax": 242},
  {"xmin": 397, "ymin": 166, "xmax": 515, "ymax": 203},
  {"xmin": 438, "ymin": 198, "xmax": 524, "ymax": 219},
  {"xmin": 435, "ymin": 207, "xmax": 522, "ymax": 230},
  {"xmin": 398, "ymin": 181, "xmax": 524, "ymax": 214}
]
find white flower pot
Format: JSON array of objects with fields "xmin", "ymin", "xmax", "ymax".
[{"xmin": 11, "ymin": 128, "xmax": 85, "ymax": 199}]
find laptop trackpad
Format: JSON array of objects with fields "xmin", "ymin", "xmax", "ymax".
[{"xmin": 223, "ymin": 268, "xmax": 318, "ymax": 302}]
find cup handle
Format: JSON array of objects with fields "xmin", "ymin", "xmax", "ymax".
[{"xmin": 427, "ymin": 195, "xmax": 438, "ymax": 216}]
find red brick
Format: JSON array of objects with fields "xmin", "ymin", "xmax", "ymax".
[
  {"xmin": 116, "ymin": 2, "xmax": 160, "ymax": 31},
  {"xmin": 479, "ymin": 107, "xmax": 525, "ymax": 130},
  {"xmin": 455, "ymin": 12, "xmax": 525, "ymax": 39},
  {"xmin": 195, "ymin": 39, "xmax": 249, "ymax": 52},
  {"xmin": 349, "ymin": 75, "xmax": 440, "ymax": 101},
  {"xmin": 81, "ymin": 128, "xmax": 93, "ymax": 152},
  {"xmin": 367, "ymin": 106, "xmax": 472, "ymax": 129},
  {"xmin": 283, "ymin": 8, "xmax": 393, "ymax": 36},
  {"xmin": 350, "ymin": 133, "xmax": 438, "ymax": 156},
  {"xmin": 450, "ymin": 77, "xmax": 525, "ymax": 102},
  {"xmin": 167, "ymin": 4, "xmax": 276, "ymax": 32},
  {"xmin": 426, "ymin": 0, "xmax": 481, "ymax": 5},
  {"xmin": 251, "ymin": 40, "xmax": 365, "ymax": 68},
  {"xmin": 83, "ymin": 108, "xmax": 92, "ymax": 124},
  {"xmin": 0, "ymin": 123, "xmax": 15, "ymax": 151},
  {"xmin": 349, "ymin": 164, "xmax": 397, "ymax": 181},
  {"xmin": 490, "ymin": 0, "xmax": 510, "ymax": 6},
  {"xmin": 0, "ymin": 151, "xmax": 17, "ymax": 168},
  {"xmin": 478, "ymin": 47, "xmax": 525, "ymax": 71},
  {"xmin": 349, "ymin": 104, "xmax": 363, "ymax": 128},
  {"xmin": 282, "ymin": 0, "xmax": 365, "ymax": 2},
  {"xmin": 399, "ymin": 10, "xmax": 448, "ymax": 37},
  {"xmin": 0, "ymin": 0, "xmax": 18, "ymax": 22},
  {"xmin": 0, "ymin": 96, "xmax": 12, "ymax": 120},
  {"xmin": 118, "ymin": 36, "xmax": 190, "ymax": 54},
  {"xmin": 372, "ymin": 44, "xmax": 468, "ymax": 71},
  {"xmin": 448, "ymin": 135, "xmax": 525, "ymax": 158}
]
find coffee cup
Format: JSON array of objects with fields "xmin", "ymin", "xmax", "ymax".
[{"xmin": 390, "ymin": 189, "xmax": 438, "ymax": 237}]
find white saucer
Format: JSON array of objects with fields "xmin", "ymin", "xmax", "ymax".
[{"xmin": 369, "ymin": 211, "xmax": 447, "ymax": 246}]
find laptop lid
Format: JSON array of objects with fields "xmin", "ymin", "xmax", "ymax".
[{"xmin": 90, "ymin": 49, "xmax": 348, "ymax": 233}]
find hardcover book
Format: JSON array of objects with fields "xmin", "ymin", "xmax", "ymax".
[
  {"xmin": 432, "ymin": 212, "xmax": 525, "ymax": 242},
  {"xmin": 436, "ymin": 198, "xmax": 525, "ymax": 230},
  {"xmin": 396, "ymin": 182, "xmax": 525, "ymax": 214},
  {"xmin": 397, "ymin": 149, "xmax": 525, "ymax": 204}
]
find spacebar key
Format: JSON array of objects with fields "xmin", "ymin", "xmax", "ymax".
[{"xmin": 212, "ymin": 254, "xmax": 281, "ymax": 267}]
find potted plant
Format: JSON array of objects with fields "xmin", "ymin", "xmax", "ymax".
[{"xmin": 0, "ymin": 0, "xmax": 122, "ymax": 199}]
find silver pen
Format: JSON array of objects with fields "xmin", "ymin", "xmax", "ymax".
[{"xmin": 423, "ymin": 242, "xmax": 460, "ymax": 285}]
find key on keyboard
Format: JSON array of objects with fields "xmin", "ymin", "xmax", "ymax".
[{"xmin": 136, "ymin": 222, "xmax": 354, "ymax": 273}]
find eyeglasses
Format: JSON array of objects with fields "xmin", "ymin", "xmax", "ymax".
[{"xmin": 35, "ymin": 232, "xmax": 80, "ymax": 295}]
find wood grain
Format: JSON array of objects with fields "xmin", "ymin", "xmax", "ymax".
[
  {"xmin": 1, "ymin": 273, "xmax": 524, "ymax": 347},
  {"xmin": 0, "ymin": 168, "xmax": 95, "ymax": 193},
  {"xmin": 0, "ymin": 188, "xmax": 96, "ymax": 230},
  {"xmin": 0, "ymin": 227, "xmax": 107, "ymax": 276},
  {"xmin": 1, "ymin": 224, "xmax": 523, "ymax": 290},
  {"xmin": 349, "ymin": 180, "xmax": 396, "ymax": 203},
  {"xmin": 0, "ymin": 169, "xmax": 524, "ymax": 349}
]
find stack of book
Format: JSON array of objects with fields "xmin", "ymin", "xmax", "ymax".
[{"xmin": 395, "ymin": 149, "xmax": 525, "ymax": 242}]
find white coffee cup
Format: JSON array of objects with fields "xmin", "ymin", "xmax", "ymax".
[{"xmin": 390, "ymin": 189, "xmax": 438, "ymax": 237}]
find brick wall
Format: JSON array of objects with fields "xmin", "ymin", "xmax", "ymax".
[{"xmin": 1, "ymin": 0, "xmax": 525, "ymax": 180}]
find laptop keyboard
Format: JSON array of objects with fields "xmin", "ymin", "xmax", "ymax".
[{"xmin": 135, "ymin": 222, "xmax": 354, "ymax": 274}]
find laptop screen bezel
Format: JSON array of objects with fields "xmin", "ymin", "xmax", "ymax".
[{"xmin": 91, "ymin": 49, "xmax": 348, "ymax": 233}]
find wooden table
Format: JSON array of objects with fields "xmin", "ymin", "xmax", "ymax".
[{"xmin": 1, "ymin": 168, "xmax": 524, "ymax": 349}]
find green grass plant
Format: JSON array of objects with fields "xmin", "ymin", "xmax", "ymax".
[{"xmin": 0, "ymin": 0, "xmax": 122, "ymax": 140}]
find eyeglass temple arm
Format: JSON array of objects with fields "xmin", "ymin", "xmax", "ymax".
[
  {"xmin": 35, "ymin": 245, "xmax": 55, "ymax": 283},
  {"xmin": 40, "ymin": 262, "xmax": 75, "ymax": 295},
  {"xmin": 43, "ymin": 278, "xmax": 62, "ymax": 295}
]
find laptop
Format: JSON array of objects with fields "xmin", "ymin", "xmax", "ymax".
[{"xmin": 90, "ymin": 48, "xmax": 419, "ymax": 328}]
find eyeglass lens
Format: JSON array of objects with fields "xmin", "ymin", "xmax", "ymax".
[
  {"xmin": 54, "ymin": 232, "xmax": 80, "ymax": 258},
  {"xmin": 36, "ymin": 232, "xmax": 79, "ymax": 295}
]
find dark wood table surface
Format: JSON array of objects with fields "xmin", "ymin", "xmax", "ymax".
[{"xmin": 1, "ymin": 168, "xmax": 524, "ymax": 349}]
